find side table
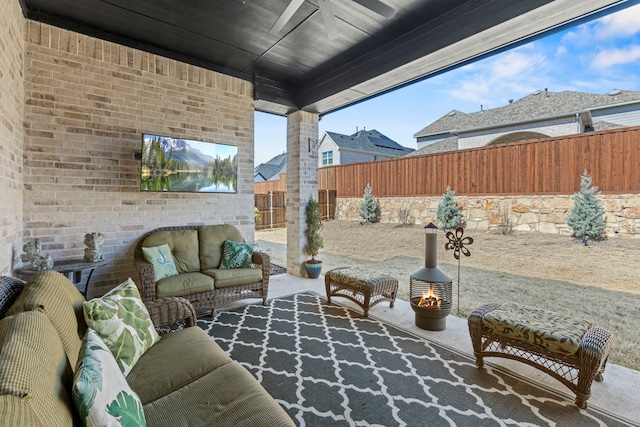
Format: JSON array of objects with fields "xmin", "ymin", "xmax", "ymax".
[{"xmin": 15, "ymin": 259, "xmax": 108, "ymax": 298}]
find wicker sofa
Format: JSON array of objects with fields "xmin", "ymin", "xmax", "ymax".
[
  {"xmin": 134, "ymin": 224, "xmax": 270, "ymax": 314},
  {"xmin": 0, "ymin": 271, "xmax": 294, "ymax": 426}
]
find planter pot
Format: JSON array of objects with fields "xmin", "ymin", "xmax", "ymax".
[{"xmin": 304, "ymin": 260, "xmax": 322, "ymax": 279}]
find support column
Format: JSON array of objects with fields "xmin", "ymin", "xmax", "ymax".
[{"xmin": 286, "ymin": 110, "xmax": 319, "ymax": 277}]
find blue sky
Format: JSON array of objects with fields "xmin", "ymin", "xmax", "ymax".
[{"xmin": 254, "ymin": 3, "xmax": 640, "ymax": 166}]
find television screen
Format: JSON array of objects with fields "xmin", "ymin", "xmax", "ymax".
[{"xmin": 140, "ymin": 134, "xmax": 238, "ymax": 193}]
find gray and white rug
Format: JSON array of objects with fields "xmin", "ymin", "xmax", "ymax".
[{"xmin": 197, "ymin": 292, "xmax": 632, "ymax": 427}]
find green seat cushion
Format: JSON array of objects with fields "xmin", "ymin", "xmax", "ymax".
[
  {"xmin": 5, "ymin": 270, "xmax": 86, "ymax": 370},
  {"xmin": 328, "ymin": 268, "xmax": 385, "ymax": 291},
  {"xmin": 142, "ymin": 362, "xmax": 295, "ymax": 427},
  {"xmin": 0, "ymin": 310, "xmax": 75, "ymax": 427},
  {"xmin": 72, "ymin": 329, "xmax": 146, "ymax": 427},
  {"xmin": 143, "ymin": 230, "xmax": 200, "ymax": 273},
  {"xmin": 0, "ymin": 395, "xmax": 44, "ymax": 426},
  {"xmin": 155, "ymin": 272, "xmax": 214, "ymax": 298},
  {"xmin": 198, "ymin": 225, "xmax": 244, "ymax": 270},
  {"xmin": 127, "ymin": 327, "xmax": 232, "ymax": 405},
  {"xmin": 482, "ymin": 302, "xmax": 593, "ymax": 356},
  {"xmin": 83, "ymin": 278, "xmax": 161, "ymax": 377},
  {"xmin": 202, "ymin": 268, "xmax": 262, "ymax": 289}
]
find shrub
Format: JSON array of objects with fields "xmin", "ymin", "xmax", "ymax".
[
  {"xmin": 359, "ymin": 183, "xmax": 381, "ymax": 223},
  {"xmin": 436, "ymin": 186, "xmax": 463, "ymax": 229},
  {"xmin": 304, "ymin": 197, "xmax": 324, "ymax": 260},
  {"xmin": 566, "ymin": 171, "xmax": 605, "ymax": 245}
]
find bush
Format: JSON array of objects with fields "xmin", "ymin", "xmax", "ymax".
[
  {"xmin": 566, "ymin": 171, "xmax": 605, "ymax": 245},
  {"xmin": 304, "ymin": 197, "xmax": 324, "ymax": 260},
  {"xmin": 436, "ymin": 186, "xmax": 464, "ymax": 229},
  {"xmin": 359, "ymin": 183, "xmax": 381, "ymax": 223}
]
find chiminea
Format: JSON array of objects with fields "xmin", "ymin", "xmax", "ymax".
[{"xmin": 410, "ymin": 223, "xmax": 453, "ymax": 331}]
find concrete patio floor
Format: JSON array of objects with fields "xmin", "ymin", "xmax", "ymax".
[{"xmin": 223, "ymin": 273, "xmax": 640, "ymax": 426}]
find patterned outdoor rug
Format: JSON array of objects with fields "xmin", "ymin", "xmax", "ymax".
[{"xmin": 197, "ymin": 292, "xmax": 632, "ymax": 427}]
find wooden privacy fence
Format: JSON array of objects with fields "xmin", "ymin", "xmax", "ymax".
[
  {"xmin": 254, "ymin": 190, "xmax": 336, "ymax": 230},
  {"xmin": 324, "ymin": 126, "xmax": 640, "ymax": 197}
]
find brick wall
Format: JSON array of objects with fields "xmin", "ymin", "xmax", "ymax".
[
  {"xmin": 0, "ymin": 0, "xmax": 24, "ymax": 275},
  {"xmin": 22, "ymin": 21, "xmax": 255, "ymax": 296}
]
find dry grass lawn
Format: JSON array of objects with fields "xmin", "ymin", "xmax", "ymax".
[{"xmin": 256, "ymin": 220, "xmax": 640, "ymax": 371}]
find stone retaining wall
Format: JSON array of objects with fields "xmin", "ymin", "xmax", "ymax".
[{"xmin": 335, "ymin": 194, "xmax": 640, "ymax": 237}]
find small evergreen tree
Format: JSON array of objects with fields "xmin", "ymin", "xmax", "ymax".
[
  {"xmin": 566, "ymin": 171, "xmax": 605, "ymax": 245},
  {"xmin": 359, "ymin": 183, "xmax": 381, "ymax": 223},
  {"xmin": 436, "ymin": 186, "xmax": 463, "ymax": 229},
  {"xmin": 304, "ymin": 197, "xmax": 324, "ymax": 260}
]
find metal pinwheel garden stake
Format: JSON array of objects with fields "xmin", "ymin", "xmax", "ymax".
[{"xmin": 444, "ymin": 227, "xmax": 473, "ymax": 315}]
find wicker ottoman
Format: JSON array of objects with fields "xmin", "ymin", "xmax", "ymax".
[
  {"xmin": 468, "ymin": 302, "xmax": 613, "ymax": 409},
  {"xmin": 325, "ymin": 267, "xmax": 398, "ymax": 317}
]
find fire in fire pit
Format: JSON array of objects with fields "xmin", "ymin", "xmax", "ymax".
[{"xmin": 418, "ymin": 289, "xmax": 441, "ymax": 308}]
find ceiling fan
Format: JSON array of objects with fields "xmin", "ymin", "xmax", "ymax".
[{"xmin": 269, "ymin": 0, "xmax": 396, "ymax": 40}]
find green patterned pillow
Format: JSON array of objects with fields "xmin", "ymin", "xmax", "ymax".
[
  {"xmin": 73, "ymin": 328, "xmax": 146, "ymax": 427},
  {"xmin": 141, "ymin": 244, "xmax": 179, "ymax": 282},
  {"xmin": 83, "ymin": 278, "xmax": 160, "ymax": 376},
  {"xmin": 220, "ymin": 240, "xmax": 255, "ymax": 269}
]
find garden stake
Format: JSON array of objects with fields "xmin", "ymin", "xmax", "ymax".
[{"xmin": 444, "ymin": 227, "xmax": 473, "ymax": 315}]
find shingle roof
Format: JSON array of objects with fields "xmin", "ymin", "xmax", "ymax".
[
  {"xmin": 325, "ymin": 129, "xmax": 414, "ymax": 156},
  {"xmin": 414, "ymin": 89, "xmax": 640, "ymax": 138},
  {"xmin": 254, "ymin": 152, "xmax": 286, "ymax": 181},
  {"xmin": 405, "ymin": 136, "xmax": 458, "ymax": 157}
]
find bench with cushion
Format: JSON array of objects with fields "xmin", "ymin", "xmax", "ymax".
[
  {"xmin": 325, "ymin": 267, "xmax": 398, "ymax": 317},
  {"xmin": 468, "ymin": 302, "xmax": 613, "ymax": 409}
]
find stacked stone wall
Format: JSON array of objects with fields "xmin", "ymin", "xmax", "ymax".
[
  {"xmin": 336, "ymin": 194, "xmax": 640, "ymax": 238},
  {"xmin": 22, "ymin": 21, "xmax": 255, "ymax": 296}
]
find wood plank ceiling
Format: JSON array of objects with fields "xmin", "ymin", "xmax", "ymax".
[{"xmin": 21, "ymin": 0, "xmax": 637, "ymax": 116}]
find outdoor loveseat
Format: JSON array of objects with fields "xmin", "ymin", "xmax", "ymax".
[
  {"xmin": 0, "ymin": 271, "xmax": 293, "ymax": 426},
  {"xmin": 134, "ymin": 224, "xmax": 269, "ymax": 314}
]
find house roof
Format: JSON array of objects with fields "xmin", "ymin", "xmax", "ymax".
[
  {"xmin": 254, "ymin": 153, "xmax": 287, "ymax": 181},
  {"xmin": 20, "ymin": 0, "xmax": 632, "ymax": 116},
  {"xmin": 414, "ymin": 89, "xmax": 640, "ymax": 138},
  {"xmin": 325, "ymin": 130, "xmax": 414, "ymax": 157},
  {"xmin": 405, "ymin": 136, "xmax": 459, "ymax": 157}
]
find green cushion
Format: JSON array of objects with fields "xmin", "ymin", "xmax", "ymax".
[
  {"xmin": 328, "ymin": 267, "xmax": 385, "ymax": 291},
  {"xmin": 203, "ymin": 268, "xmax": 262, "ymax": 289},
  {"xmin": 72, "ymin": 329, "xmax": 146, "ymax": 427},
  {"xmin": 482, "ymin": 302, "xmax": 593, "ymax": 356},
  {"xmin": 0, "ymin": 310, "xmax": 75, "ymax": 427},
  {"xmin": 155, "ymin": 272, "xmax": 214, "ymax": 299},
  {"xmin": 0, "ymin": 395, "xmax": 45, "ymax": 426},
  {"xmin": 5, "ymin": 270, "xmax": 86, "ymax": 371},
  {"xmin": 198, "ymin": 224, "xmax": 244, "ymax": 270},
  {"xmin": 127, "ymin": 327, "xmax": 232, "ymax": 405},
  {"xmin": 141, "ymin": 244, "xmax": 179, "ymax": 282},
  {"xmin": 143, "ymin": 230, "xmax": 200, "ymax": 273},
  {"xmin": 83, "ymin": 278, "xmax": 161, "ymax": 376},
  {"xmin": 142, "ymin": 363, "xmax": 295, "ymax": 427},
  {"xmin": 220, "ymin": 240, "xmax": 255, "ymax": 269}
]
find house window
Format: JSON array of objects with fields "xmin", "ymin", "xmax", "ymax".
[{"xmin": 322, "ymin": 151, "xmax": 333, "ymax": 165}]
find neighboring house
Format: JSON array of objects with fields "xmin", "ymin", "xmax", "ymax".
[
  {"xmin": 254, "ymin": 152, "xmax": 286, "ymax": 182},
  {"xmin": 410, "ymin": 89, "xmax": 640, "ymax": 156},
  {"xmin": 318, "ymin": 129, "xmax": 414, "ymax": 168}
]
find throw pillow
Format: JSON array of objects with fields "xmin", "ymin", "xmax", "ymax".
[
  {"xmin": 220, "ymin": 240, "xmax": 255, "ymax": 269},
  {"xmin": 83, "ymin": 278, "xmax": 160, "ymax": 376},
  {"xmin": 73, "ymin": 328, "xmax": 146, "ymax": 427},
  {"xmin": 141, "ymin": 244, "xmax": 179, "ymax": 282}
]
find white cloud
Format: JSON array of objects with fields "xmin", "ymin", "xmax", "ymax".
[
  {"xmin": 593, "ymin": 3, "xmax": 640, "ymax": 39},
  {"xmin": 556, "ymin": 45, "xmax": 567, "ymax": 56},
  {"xmin": 591, "ymin": 45, "xmax": 640, "ymax": 68}
]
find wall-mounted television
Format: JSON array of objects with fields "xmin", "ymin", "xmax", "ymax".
[{"xmin": 140, "ymin": 134, "xmax": 238, "ymax": 193}]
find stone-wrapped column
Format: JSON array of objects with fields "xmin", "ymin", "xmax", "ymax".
[{"xmin": 286, "ymin": 111, "xmax": 319, "ymax": 277}]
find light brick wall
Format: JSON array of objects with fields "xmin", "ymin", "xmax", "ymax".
[
  {"xmin": 22, "ymin": 21, "xmax": 255, "ymax": 296},
  {"xmin": 336, "ymin": 194, "xmax": 640, "ymax": 238},
  {"xmin": 0, "ymin": 0, "xmax": 25, "ymax": 275}
]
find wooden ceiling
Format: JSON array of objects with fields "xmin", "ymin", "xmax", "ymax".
[{"xmin": 21, "ymin": 0, "xmax": 637, "ymax": 116}]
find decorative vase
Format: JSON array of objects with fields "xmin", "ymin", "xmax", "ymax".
[{"xmin": 304, "ymin": 260, "xmax": 322, "ymax": 279}]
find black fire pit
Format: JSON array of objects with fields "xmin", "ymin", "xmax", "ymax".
[{"xmin": 410, "ymin": 223, "xmax": 453, "ymax": 331}]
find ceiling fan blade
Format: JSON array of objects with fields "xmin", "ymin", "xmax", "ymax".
[
  {"xmin": 318, "ymin": 0, "xmax": 339, "ymax": 40},
  {"xmin": 351, "ymin": 0, "xmax": 396, "ymax": 19},
  {"xmin": 270, "ymin": 0, "xmax": 306, "ymax": 34}
]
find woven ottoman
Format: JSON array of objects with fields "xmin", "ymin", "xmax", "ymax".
[
  {"xmin": 325, "ymin": 267, "xmax": 398, "ymax": 317},
  {"xmin": 468, "ymin": 302, "xmax": 613, "ymax": 409}
]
